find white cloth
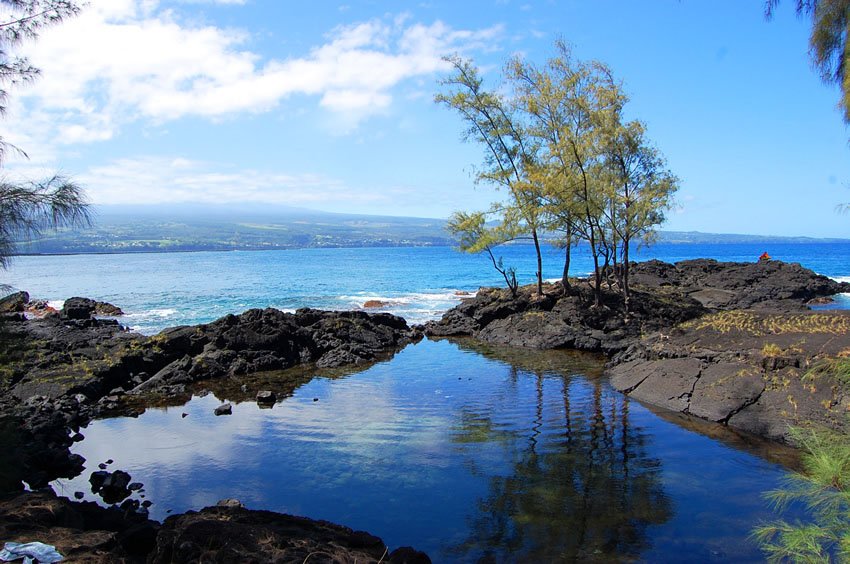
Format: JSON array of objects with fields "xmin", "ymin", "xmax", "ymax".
[{"xmin": 0, "ymin": 542, "xmax": 63, "ymax": 563}]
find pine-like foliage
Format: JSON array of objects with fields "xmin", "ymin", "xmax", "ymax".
[
  {"xmin": 753, "ymin": 424, "xmax": 850, "ymax": 562},
  {"xmin": 0, "ymin": 1, "xmax": 88, "ymax": 267}
]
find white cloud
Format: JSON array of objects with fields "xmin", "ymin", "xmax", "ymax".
[
  {"xmin": 5, "ymin": 1, "xmax": 502, "ymax": 151},
  {"xmin": 79, "ymin": 156, "xmax": 386, "ymax": 206}
]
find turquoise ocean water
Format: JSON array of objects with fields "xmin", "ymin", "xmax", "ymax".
[
  {"xmin": 5, "ymin": 241, "xmax": 850, "ymax": 334},
  {"xmin": 6, "ymin": 241, "xmax": 850, "ymax": 561}
]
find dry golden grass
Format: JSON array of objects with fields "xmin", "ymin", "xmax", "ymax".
[
  {"xmin": 680, "ymin": 311, "xmax": 850, "ymax": 337},
  {"xmin": 762, "ymin": 343, "xmax": 783, "ymax": 357}
]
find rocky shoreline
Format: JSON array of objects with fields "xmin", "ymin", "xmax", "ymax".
[
  {"xmin": 0, "ymin": 301, "xmax": 427, "ymax": 562},
  {"xmin": 425, "ymin": 259, "xmax": 850, "ymax": 442}
]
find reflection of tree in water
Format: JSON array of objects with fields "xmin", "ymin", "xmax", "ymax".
[{"xmin": 447, "ymin": 341, "xmax": 672, "ymax": 562}]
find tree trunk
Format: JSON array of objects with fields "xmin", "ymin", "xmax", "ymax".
[
  {"xmin": 623, "ymin": 235, "xmax": 631, "ymax": 316},
  {"xmin": 590, "ymin": 234, "xmax": 602, "ymax": 307},
  {"xmin": 532, "ymin": 227, "xmax": 543, "ymax": 296},
  {"xmin": 561, "ymin": 226, "xmax": 572, "ymax": 292}
]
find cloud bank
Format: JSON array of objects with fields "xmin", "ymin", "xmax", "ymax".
[{"xmin": 7, "ymin": 1, "xmax": 502, "ymax": 148}]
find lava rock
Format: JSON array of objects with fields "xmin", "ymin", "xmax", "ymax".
[
  {"xmin": 256, "ymin": 390, "xmax": 276, "ymax": 405},
  {"xmin": 0, "ymin": 291, "xmax": 29, "ymax": 313}
]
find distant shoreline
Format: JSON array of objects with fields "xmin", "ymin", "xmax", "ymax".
[
  {"xmin": 11, "ymin": 243, "xmax": 454, "ymax": 258},
  {"xmin": 12, "ymin": 237, "xmax": 850, "ymax": 260}
]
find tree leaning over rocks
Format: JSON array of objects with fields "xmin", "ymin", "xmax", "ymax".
[{"xmin": 0, "ymin": 0, "xmax": 89, "ymax": 268}]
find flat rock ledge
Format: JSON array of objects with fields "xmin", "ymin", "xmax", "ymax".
[
  {"xmin": 0, "ymin": 490, "xmax": 430, "ymax": 563},
  {"xmin": 425, "ymin": 259, "xmax": 850, "ymax": 442},
  {"xmin": 607, "ymin": 310, "xmax": 850, "ymax": 442}
]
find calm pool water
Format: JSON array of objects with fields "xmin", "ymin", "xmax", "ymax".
[{"xmin": 54, "ymin": 338, "xmax": 797, "ymax": 562}]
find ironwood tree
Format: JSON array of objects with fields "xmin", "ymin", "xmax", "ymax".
[{"xmin": 0, "ymin": 0, "xmax": 89, "ymax": 267}]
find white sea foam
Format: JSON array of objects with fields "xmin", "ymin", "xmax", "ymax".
[
  {"xmin": 125, "ymin": 308, "xmax": 178, "ymax": 318},
  {"xmin": 831, "ymin": 275, "xmax": 850, "ymax": 284},
  {"xmin": 47, "ymin": 299, "xmax": 64, "ymax": 310},
  {"xmin": 333, "ymin": 289, "xmax": 477, "ymax": 324}
]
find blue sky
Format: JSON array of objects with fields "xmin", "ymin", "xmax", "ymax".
[{"xmin": 4, "ymin": 0, "xmax": 849, "ymax": 237}]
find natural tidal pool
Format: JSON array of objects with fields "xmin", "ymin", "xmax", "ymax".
[{"xmin": 54, "ymin": 338, "xmax": 800, "ymax": 562}]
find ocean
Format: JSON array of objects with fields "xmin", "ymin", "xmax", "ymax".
[{"xmin": 4, "ymin": 241, "xmax": 850, "ymax": 334}]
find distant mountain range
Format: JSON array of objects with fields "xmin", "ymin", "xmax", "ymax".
[{"xmin": 15, "ymin": 203, "xmax": 850, "ymax": 255}]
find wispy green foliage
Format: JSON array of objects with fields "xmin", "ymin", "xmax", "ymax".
[
  {"xmin": 0, "ymin": 1, "xmax": 87, "ymax": 268},
  {"xmin": 436, "ymin": 55, "xmax": 546, "ymax": 295},
  {"xmin": 447, "ymin": 210, "xmax": 520, "ymax": 296},
  {"xmin": 0, "ymin": 175, "xmax": 89, "ymax": 267},
  {"xmin": 767, "ymin": 0, "xmax": 850, "ymax": 124},
  {"xmin": 753, "ymin": 425, "xmax": 850, "ymax": 562}
]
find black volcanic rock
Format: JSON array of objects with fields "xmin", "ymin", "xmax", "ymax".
[
  {"xmin": 426, "ymin": 259, "xmax": 847, "ymax": 355},
  {"xmin": 630, "ymin": 258, "xmax": 850, "ymax": 310},
  {"xmin": 0, "ymin": 490, "xmax": 429, "ymax": 563},
  {"xmin": 0, "ymin": 291, "xmax": 29, "ymax": 313},
  {"xmin": 425, "ymin": 280, "xmax": 706, "ymax": 355},
  {"xmin": 150, "ymin": 505, "xmax": 423, "ymax": 564},
  {"xmin": 61, "ymin": 297, "xmax": 124, "ymax": 319}
]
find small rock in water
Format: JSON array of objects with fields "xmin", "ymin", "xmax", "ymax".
[
  {"xmin": 141, "ymin": 500, "xmax": 152, "ymax": 508},
  {"xmin": 313, "ymin": 397, "xmax": 319, "ymax": 402},
  {"xmin": 181, "ymin": 412, "xmax": 188, "ymax": 418},
  {"xmin": 216, "ymin": 498, "xmax": 244, "ymax": 508},
  {"xmin": 106, "ymin": 459, "xmax": 113, "ymax": 464},
  {"xmin": 256, "ymin": 390, "xmax": 276, "ymax": 405},
  {"xmin": 128, "ymin": 482, "xmax": 143, "ymax": 491},
  {"xmin": 98, "ymin": 463, "xmax": 107, "ymax": 470},
  {"xmin": 214, "ymin": 403, "xmax": 232, "ymax": 416},
  {"xmin": 102, "ymin": 470, "xmax": 131, "ymax": 491},
  {"xmin": 89, "ymin": 470, "xmax": 109, "ymax": 492},
  {"xmin": 71, "ymin": 432, "xmax": 84, "ymax": 442},
  {"xmin": 74, "ymin": 491, "xmax": 84, "ymax": 500}
]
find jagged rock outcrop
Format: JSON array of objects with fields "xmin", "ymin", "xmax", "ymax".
[
  {"xmin": 629, "ymin": 258, "xmax": 849, "ymax": 310},
  {"xmin": 61, "ymin": 296, "xmax": 124, "ymax": 319},
  {"xmin": 425, "ymin": 259, "xmax": 849, "ymax": 356},
  {"xmin": 426, "ymin": 279, "xmax": 707, "ymax": 355},
  {"xmin": 0, "ymin": 291, "xmax": 29, "ymax": 313}
]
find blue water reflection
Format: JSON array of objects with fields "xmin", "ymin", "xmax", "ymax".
[{"xmin": 55, "ymin": 339, "xmax": 795, "ymax": 562}]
